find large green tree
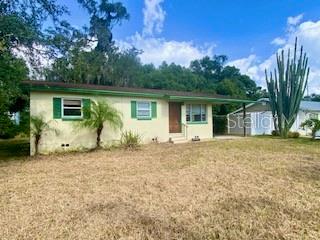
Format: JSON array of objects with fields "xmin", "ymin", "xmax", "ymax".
[
  {"xmin": 0, "ymin": 0, "xmax": 68, "ymax": 63},
  {"xmin": 0, "ymin": 52, "xmax": 28, "ymax": 138},
  {"xmin": 45, "ymin": 0, "xmax": 130, "ymax": 85},
  {"xmin": 190, "ymin": 55, "xmax": 228, "ymax": 81},
  {"xmin": 136, "ymin": 62, "xmax": 208, "ymax": 92},
  {"xmin": 78, "ymin": 0, "xmax": 129, "ymax": 53},
  {"xmin": 0, "ymin": 0, "xmax": 67, "ymax": 138}
]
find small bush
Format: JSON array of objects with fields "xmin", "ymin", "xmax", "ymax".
[
  {"xmin": 120, "ymin": 130, "xmax": 141, "ymax": 149},
  {"xmin": 288, "ymin": 131, "xmax": 300, "ymax": 138},
  {"xmin": 271, "ymin": 130, "xmax": 279, "ymax": 136},
  {"xmin": 0, "ymin": 114, "xmax": 18, "ymax": 139},
  {"xmin": 213, "ymin": 115, "xmax": 227, "ymax": 134}
]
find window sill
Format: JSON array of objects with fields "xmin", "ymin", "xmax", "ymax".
[
  {"xmin": 137, "ymin": 117, "xmax": 152, "ymax": 120},
  {"xmin": 187, "ymin": 121, "xmax": 208, "ymax": 125},
  {"xmin": 62, "ymin": 118, "xmax": 83, "ymax": 121}
]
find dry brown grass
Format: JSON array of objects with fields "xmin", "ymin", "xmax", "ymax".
[{"xmin": 0, "ymin": 137, "xmax": 320, "ymax": 239}]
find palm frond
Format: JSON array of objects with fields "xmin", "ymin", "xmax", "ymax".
[
  {"xmin": 78, "ymin": 100, "xmax": 123, "ymax": 148},
  {"xmin": 30, "ymin": 115, "xmax": 58, "ymax": 155},
  {"xmin": 79, "ymin": 100, "xmax": 123, "ymax": 130},
  {"xmin": 30, "ymin": 115, "xmax": 58, "ymax": 136},
  {"xmin": 301, "ymin": 118, "xmax": 320, "ymax": 139}
]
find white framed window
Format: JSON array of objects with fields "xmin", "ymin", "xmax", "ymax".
[
  {"xmin": 62, "ymin": 99, "xmax": 82, "ymax": 118},
  {"xmin": 186, "ymin": 105, "xmax": 191, "ymax": 122},
  {"xmin": 186, "ymin": 104, "xmax": 207, "ymax": 123},
  {"xmin": 137, "ymin": 101, "xmax": 151, "ymax": 119}
]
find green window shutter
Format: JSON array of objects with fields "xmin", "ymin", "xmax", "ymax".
[
  {"xmin": 53, "ymin": 98, "xmax": 61, "ymax": 119},
  {"xmin": 151, "ymin": 101, "xmax": 157, "ymax": 118},
  {"xmin": 83, "ymin": 99, "xmax": 91, "ymax": 119},
  {"xmin": 131, "ymin": 101, "xmax": 137, "ymax": 118}
]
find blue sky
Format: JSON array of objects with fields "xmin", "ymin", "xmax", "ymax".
[{"xmin": 57, "ymin": 0, "xmax": 320, "ymax": 93}]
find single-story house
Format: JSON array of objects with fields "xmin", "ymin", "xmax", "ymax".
[
  {"xmin": 25, "ymin": 81, "xmax": 255, "ymax": 155},
  {"xmin": 227, "ymin": 98, "xmax": 320, "ymax": 136}
]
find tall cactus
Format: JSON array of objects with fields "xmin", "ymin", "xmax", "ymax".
[{"xmin": 265, "ymin": 38, "xmax": 310, "ymax": 138}]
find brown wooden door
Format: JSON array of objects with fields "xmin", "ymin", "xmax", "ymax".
[{"xmin": 169, "ymin": 102, "xmax": 181, "ymax": 133}]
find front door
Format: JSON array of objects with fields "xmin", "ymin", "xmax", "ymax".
[{"xmin": 169, "ymin": 102, "xmax": 182, "ymax": 133}]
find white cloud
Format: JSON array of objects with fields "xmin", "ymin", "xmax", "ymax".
[
  {"xmin": 228, "ymin": 54, "xmax": 270, "ymax": 88},
  {"xmin": 271, "ymin": 37, "xmax": 286, "ymax": 46},
  {"xmin": 117, "ymin": 0, "xmax": 215, "ymax": 67},
  {"xmin": 117, "ymin": 33, "xmax": 214, "ymax": 67},
  {"xmin": 271, "ymin": 14, "xmax": 303, "ymax": 47},
  {"xmin": 228, "ymin": 17, "xmax": 320, "ymax": 94},
  {"xmin": 287, "ymin": 14, "xmax": 304, "ymax": 26},
  {"xmin": 228, "ymin": 54, "xmax": 257, "ymax": 73},
  {"xmin": 143, "ymin": 0, "xmax": 166, "ymax": 36}
]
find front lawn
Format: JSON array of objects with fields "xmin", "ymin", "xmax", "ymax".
[{"xmin": 0, "ymin": 138, "xmax": 319, "ymax": 239}]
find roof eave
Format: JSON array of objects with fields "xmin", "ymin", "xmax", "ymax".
[
  {"xmin": 27, "ymin": 83, "xmax": 256, "ymax": 104},
  {"xmin": 168, "ymin": 95, "xmax": 257, "ymax": 104},
  {"xmin": 29, "ymin": 85, "xmax": 166, "ymax": 98}
]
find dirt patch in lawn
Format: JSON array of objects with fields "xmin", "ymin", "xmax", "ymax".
[{"xmin": 0, "ymin": 138, "xmax": 319, "ymax": 239}]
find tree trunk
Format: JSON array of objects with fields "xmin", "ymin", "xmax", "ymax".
[
  {"xmin": 96, "ymin": 126, "xmax": 103, "ymax": 148},
  {"xmin": 34, "ymin": 135, "xmax": 41, "ymax": 155}
]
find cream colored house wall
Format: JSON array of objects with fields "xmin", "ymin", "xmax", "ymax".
[
  {"xmin": 30, "ymin": 92, "xmax": 215, "ymax": 155},
  {"xmin": 181, "ymin": 103, "xmax": 213, "ymax": 140},
  {"xmin": 30, "ymin": 92, "xmax": 170, "ymax": 155}
]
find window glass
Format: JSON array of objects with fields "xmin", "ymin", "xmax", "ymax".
[
  {"xmin": 137, "ymin": 101, "xmax": 151, "ymax": 118},
  {"xmin": 63, "ymin": 99, "xmax": 82, "ymax": 117},
  {"xmin": 192, "ymin": 104, "xmax": 201, "ymax": 122},
  {"xmin": 186, "ymin": 104, "xmax": 191, "ymax": 122},
  {"xmin": 201, "ymin": 104, "xmax": 207, "ymax": 121},
  {"xmin": 186, "ymin": 104, "xmax": 207, "ymax": 122},
  {"xmin": 64, "ymin": 100, "xmax": 81, "ymax": 107},
  {"xmin": 63, "ymin": 108, "xmax": 81, "ymax": 116}
]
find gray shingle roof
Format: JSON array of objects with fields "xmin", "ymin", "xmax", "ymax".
[
  {"xmin": 256, "ymin": 98, "xmax": 320, "ymax": 111},
  {"xmin": 229, "ymin": 98, "xmax": 320, "ymax": 114},
  {"xmin": 300, "ymin": 101, "xmax": 320, "ymax": 111}
]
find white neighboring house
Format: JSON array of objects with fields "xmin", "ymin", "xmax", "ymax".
[
  {"xmin": 227, "ymin": 98, "xmax": 320, "ymax": 137},
  {"xmin": 9, "ymin": 112, "xmax": 20, "ymax": 125}
]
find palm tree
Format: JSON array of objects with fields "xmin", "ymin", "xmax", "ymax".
[
  {"xmin": 301, "ymin": 118, "xmax": 320, "ymax": 139},
  {"xmin": 30, "ymin": 115, "xmax": 57, "ymax": 155},
  {"xmin": 79, "ymin": 100, "xmax": 123, "ymax": 148}
]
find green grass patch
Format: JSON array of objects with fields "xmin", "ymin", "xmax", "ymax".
[
  {"xmin": 253, "ymin": 134, "xmax": 319, "ymax": 145},
  {"xmin": 0, "ymin": 139, "xmax": 30, "ymax": 161}
]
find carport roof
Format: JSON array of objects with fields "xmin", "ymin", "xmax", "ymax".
[{"xmin": 23, "ymin": 80, "xmax": 257, "ymax": 104}]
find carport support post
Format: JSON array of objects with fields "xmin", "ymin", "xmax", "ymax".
[{"xmin": 243, "ymin": 103, "xmax": 246, "ymax": 137}]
